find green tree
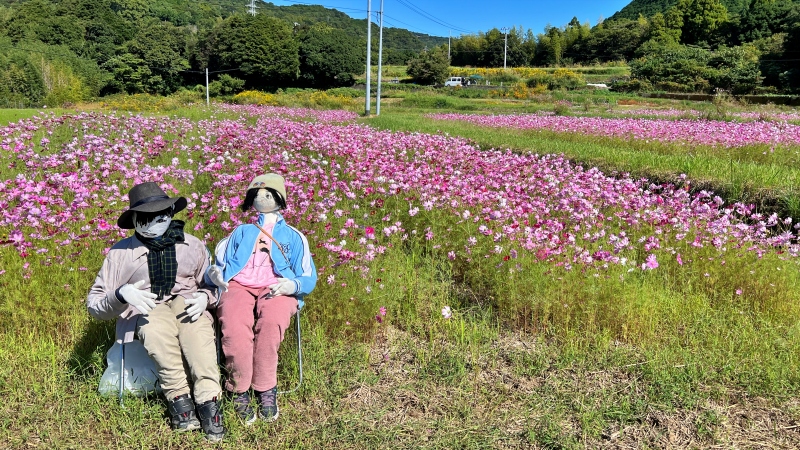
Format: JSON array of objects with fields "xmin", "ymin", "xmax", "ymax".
[
  {"xmin": 707, "ymin": 44, "xmax": 762, "ymax": 94},
  {"xmin": 737, "ymin": 0, "xmax": 799, "ymax": 43},
  {"xmin": 480, "ymin": 27, "xmax": 526, "ymax": 68},
  {"xmin": 105, "ymin": 21, "xmax": 190, "ymax": 95},
  {"xmin": 407, "ymin": 47, "xmax": 449, "ymax": 85},
  {"xmin": 675, "ymin": 0, "xmax": 729, "ymax": 45},
  {"xmin": 298, "ymin": 25, "xmax": 364, "ymax": 88},
  {"xmin": 451, "ymin": 34, "xmax": 482, "ymax": 67},
  {"xmin": 205, "ymin": 14, "xmax": 299, "ymax": 88},
  {"xmin": 533, "ymin": 25, "xmax": 565, "ymax": 66},
  {"xmin": 572, "ymin": 18, "xmax": 649, "ymax": 63}
]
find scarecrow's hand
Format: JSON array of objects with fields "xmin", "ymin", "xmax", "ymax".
[
  {"xmin": 206, "ymin": 266, "xmax": 229, "ymax": 293},
  {"xmin": 269, "ymin": 278, "xmax": 297, "ymax": 297},
  {"xmin": 118, "ymin": 280, "xmax": 157, "ymax": 315},
  {"xmin": 184, "ymin": 292, "xmax": 209, "ymax": 322}
]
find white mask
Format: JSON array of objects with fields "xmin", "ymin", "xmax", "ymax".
[
  {"xmin": 254, "ymin": 188, "xmax": 279, "ymax": 213},
  {"xmin": 134, "ymin": 211, "xmax": 172, "ymax": 238}
]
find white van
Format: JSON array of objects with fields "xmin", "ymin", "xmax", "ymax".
[{"xmin": 444, "ymin": 77, "xmax": 463, "ymax": 87}]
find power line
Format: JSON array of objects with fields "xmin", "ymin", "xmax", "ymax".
[
  {"xmin": 269, "ymin": 0, "xmax": 367, "ymax": 14},
  {"xmin": 391, "ymin": 0, "xmax": 476, "ymax": 34}
]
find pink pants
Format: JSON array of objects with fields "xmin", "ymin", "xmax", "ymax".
[{"xmin": 216, "ymin": 280, "xmax": 298, "ymax": 393}]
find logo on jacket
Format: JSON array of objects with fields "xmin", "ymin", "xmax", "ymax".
[{"xmin": 280, "ymin": 242, "xmax": 290, "ymax": 254}]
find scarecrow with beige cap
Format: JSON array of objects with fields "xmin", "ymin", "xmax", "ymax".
[
  {"xmin": 87, "ymin": 182, "xmax": 225, "ymax": 441},
  {"xmin": 206, "ymin": 173, "xmax": 317, "ymax": 423}
]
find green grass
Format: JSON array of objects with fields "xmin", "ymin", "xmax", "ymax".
[{"xmin": 0, "ymin": 108, "xmax": 72, "ymax": 125}]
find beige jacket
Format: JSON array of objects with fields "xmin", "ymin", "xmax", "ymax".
[{"xmin": 87, "ymin": 233, "xmax": 216, "ymax": 343}]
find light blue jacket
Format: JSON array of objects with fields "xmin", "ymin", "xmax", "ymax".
[{"xmin": 207, "ymin": 213, "xmax": 317, "ymax": 309}]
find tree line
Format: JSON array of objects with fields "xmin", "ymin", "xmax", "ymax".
[{"xmin": 447, "ymin": 0, "xmax": 800, "ymax": 94}]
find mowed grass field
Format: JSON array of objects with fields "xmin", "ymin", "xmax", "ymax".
[{"xmin": 2, "ymin": 96, "xmax": 800, "ymax": 449}]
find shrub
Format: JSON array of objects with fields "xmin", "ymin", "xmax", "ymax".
[
  {"xmin": 208, "ymin": 74, "xmax": 245, "ymax": 97},
  {"xmin": 610, "ymin": 78, "xmax": 652, "ymax": 93},
  {"xmin": 549, "ymin": 69, "xmax": 585, "ymax": 91},
  {"xmin": 489, "ymin": 71, "xmax": 521, "ymax": 84},
  {"xmin": 309, "ymin": 90, "xmax": 357, "ymax": 109},
  {"xmin": 525, "ymin": 70, "xmax": 552, "ymax": 89},
  {"xmin": 553, "ymin": 100, "xmax": 572, "ymax": 115},
  {"xmin": 232, "ymin": 90, "xmax": 278, "ymax": 105},
  {"xmin": 325, "ymin": 87, "xmax": 363, "ymax": 98}
]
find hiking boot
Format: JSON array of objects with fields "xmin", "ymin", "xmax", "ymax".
[
  {"xmin": 256, "ymin": 386, "xmax": 279, "ymax": 422},
  {"xmin": 196, "ymin": 397, "xmax": 225, "ymax": 442},
  {"xmin": 230, "ymin": 390, "xmax": 257, "ymax": 425},
  {"xmin": 168, "ymin": 394, "xmax": 200, "ymax": 432}
]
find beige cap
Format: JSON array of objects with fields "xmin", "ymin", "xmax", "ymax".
[{"xmin": 248, "ymin": 173, "xmax": 286, "ymax": 201}]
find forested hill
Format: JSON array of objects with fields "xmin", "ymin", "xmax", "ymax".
[
  {"xmin": 257, "ymin": 2, "xmax": 448, "ymax": 62},
  {"xmin": 0, "ymin": 0, "xmax": 449, "ymax": 105},
  {"xmin": 609, "ymin": 0, "xmax": 751, "ymax": 20}
]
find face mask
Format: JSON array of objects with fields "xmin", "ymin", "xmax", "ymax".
[
  {"xmin": 254, "ymin": 188, "xmax": 279, "ymax": 213},
  {"xmin": 134, "ymin": 211, "xmax": 173, "ymax": 238}
]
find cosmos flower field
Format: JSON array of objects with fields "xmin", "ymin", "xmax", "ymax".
[
  {"xmin": 5, "ymin": 103, "xmax": 800, "ymax": 448},
  {"xmin": 2, "ymin": 105, "xmax": 800, "ymax": 339},
  {"xmin": 427, "ymin": 112, "xmax": 800, "ymax": 148}
]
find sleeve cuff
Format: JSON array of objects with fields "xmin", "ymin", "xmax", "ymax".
[{"xmin": 115, "ymin": 287, "xmax": 127, "ymax": 304}]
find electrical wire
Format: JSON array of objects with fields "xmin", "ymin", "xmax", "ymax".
[{"xmin": 391, "ymin": 0, "xmax": 475, "ymax": 34}]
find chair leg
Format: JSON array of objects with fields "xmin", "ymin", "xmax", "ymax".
[
  {"xmin": 278, "ymin": 309, "xmax": 303, "ymax": 395},
  {"xmin": 119, "ymin": 342, "xmax": 125, "ymax": 407}
]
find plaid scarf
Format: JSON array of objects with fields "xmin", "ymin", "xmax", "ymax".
[{"xmin": 136, "ymin": 220, "xmax": 185, "ymax": 300}]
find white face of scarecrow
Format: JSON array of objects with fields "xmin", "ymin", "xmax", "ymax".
[
  {"xmin": 133, "ymin": 209, "xmax": 173, "ymax": 238},
  {"xmin": 254, "ymin": 188, "xmax": 280, "ymax": 214}
]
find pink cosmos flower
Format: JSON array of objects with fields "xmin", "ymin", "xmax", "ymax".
[{"xmin": 441, "ymin": 306, "xmax": 452, "ymax": 319}]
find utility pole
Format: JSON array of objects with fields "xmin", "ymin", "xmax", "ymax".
[
  {"xmin": 448, "ymin": 31, "xmax": 451, "ymax": 60},
  {"xmin": 205, "ymin": 68, "xmax": 209, "ymax": 106},
  {"xmin": 365, "ymin": 0, "xmax": 372, "ymax": 116},
  {"xmin": 501, "ymin": 27, "xmax": 509, "ymax": 69},
  {"xmin": 376, "ymin": 0, "xmax": 384, "ymax": 115},
  {"xmin": 247, "ymin": 0, "xmax": 256, "ymax": 16}
]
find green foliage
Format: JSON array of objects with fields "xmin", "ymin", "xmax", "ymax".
[
  {"xmin": 610, "ymin": 0, "xmax": 751, "ymax": 20},
  {"xmin": 325, "ymin": 87, "xmax": 362, "ymax": 98},
  {"xmin": 206, "ymin": 14, "xmax": 299, "ymax": 88},
  {"xmin": 570, "ymin": 18, "xmax": 650, "ymax": 63},
  {"xmin": 630, "ymin": 43, "xmax": 761, "ymax": 93},
  {"xmin": 610, "ymin": 77, "xmax": 654, "ymax": 92},
  {"xmin": 707, "ymin": 45, "xmax": 761, "ymax": 94},
  {"xmin": 298, "ymin": 25, "xmax": 364, "ymax": 89},
  {"xmin": 103, "ymin": 21, "xmax": 190, "ymax": 95},
  {"xmin": 207, "ymin": 74, "xmax": 245, "ymax": 97},
  {"xmin": 406, "ymin": 48, "xmax": 450, "ymax": 85},
  {"xmin": 674, "ymin": 0, "xmax": 730, "ymax": 45},
  {"xmin": 526, "ymin": 71, "xmax": 552, "ymax": 88}
]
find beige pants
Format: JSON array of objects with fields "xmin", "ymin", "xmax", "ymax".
[{"xmin": 136, "ymin": 295, "xmax": 221, "ymax": 404}]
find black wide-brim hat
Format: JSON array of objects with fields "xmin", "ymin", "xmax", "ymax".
[{"xmin": 117, "ymin": 182, "xmax": 187, "ymax": 229}]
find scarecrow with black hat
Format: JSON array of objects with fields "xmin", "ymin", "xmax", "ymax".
[
  {"xmin": 87, "ymin": 182, "xmax": 225, "ymax": 441},
  {"xmin": 205, "ymin": 173, "xmax": 317, "ymax": 424}
]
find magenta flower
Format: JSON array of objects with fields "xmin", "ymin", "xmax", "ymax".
[{"xmin": 644, "ymin": 254, "xmax": 659, "ymax": 270}]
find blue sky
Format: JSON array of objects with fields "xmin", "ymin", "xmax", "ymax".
[{"xmin": 266, "ymin": 0, "xmax": 633, "ymax": 37}]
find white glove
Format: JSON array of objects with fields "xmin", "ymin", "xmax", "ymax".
[
  {"xmin": 206, "ymin": 266, "xmax": 229, "ymax": 293},
  {"xmin": 118, "ymin": 280, "xmax": 157, "ymax": 315},
  {"xmin": 269, "ymin": 278, "xmax": 297, "ymax": 297},
  {"xmin": 184, "ymin": 292, "xmax": 209, "ymax": 322}
]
